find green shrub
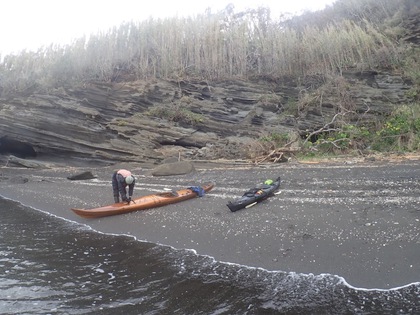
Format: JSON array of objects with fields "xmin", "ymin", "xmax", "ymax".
[
  {"xmin": 147, "ymin": 104, "xmax": 204, "ymax": 126},
  {"xmin": 305, "ymin": 124, "xmax": 372, "ymax": 153},
  {"xmin": 259, "ymin": 132, "xmax": 289, "ymax": 145},
  {"xmin": 372, "ymin": 104, "xmax": 420, "ymax": 151}
]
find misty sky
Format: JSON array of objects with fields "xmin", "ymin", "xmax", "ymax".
[{"xmin": 0, "ymin": 0, "xmax": 336, "ymax": 56}]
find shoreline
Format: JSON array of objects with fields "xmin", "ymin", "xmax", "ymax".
[{"xmin": 1, "ymin": 157, "xmax": 419, "ymax": 289}]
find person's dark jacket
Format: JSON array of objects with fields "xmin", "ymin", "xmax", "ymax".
[{"xmin": 112, "ymin": 172, "xmax": 135, "ymax": 203}]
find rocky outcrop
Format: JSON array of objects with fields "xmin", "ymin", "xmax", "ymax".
[
  {"xmin": 149, "ymin": 161, "xmax": 196, "ymax": 176},
  {"xmin": 67, "ymin": 171, "xmax": 96, "ymax": 180},
  {"xmin": 0, "ymin": 71, "xmax": 415, "ymax": 166}
]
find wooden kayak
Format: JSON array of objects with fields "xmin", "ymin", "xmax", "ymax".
[
  {"xmin": 71, "ymin": 183, "xmax": 214, "ymax": 218},
  {"xmin": 227, "ymin": 177, "xmax": 281, "ymax": 212}
]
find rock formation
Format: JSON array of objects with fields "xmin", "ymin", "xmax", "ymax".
[{"xmin": 0, "ymin": 70, "xmax": 415, "ymax": 167}]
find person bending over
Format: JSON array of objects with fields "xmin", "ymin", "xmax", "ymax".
[{"xmin": 112, "ymin": 169, "xmax": 135, "ymax": 203}]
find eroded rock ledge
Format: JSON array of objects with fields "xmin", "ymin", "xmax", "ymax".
[{"xmin": 0, "ymin": 71, "xmax": 414, "ymax": 167}]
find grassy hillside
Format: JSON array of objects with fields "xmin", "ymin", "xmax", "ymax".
[
  {"xmin": 1, "ymin": 0, "xmax": 417, "ymax": 90},
  {"xmin": 1, "ymin": 0, "xmax": 419, "ymax": 157}
]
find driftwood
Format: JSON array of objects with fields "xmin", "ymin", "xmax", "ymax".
[
  {"xmin": 253, "ymin": 147, "xmax": 299, "ymax": 164},
  {"xmin": 188, "ymin": 159, "xmax": 254, "ymax": 166}
]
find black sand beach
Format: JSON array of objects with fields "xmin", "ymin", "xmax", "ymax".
[{"xmin": 1, "ymin": 158, "xmax": 419, "ymax": 289}]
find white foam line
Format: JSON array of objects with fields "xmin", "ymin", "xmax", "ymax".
[
  {"xmin": 338, "ymin": 277, "xmax": 420, "ymax": 292},
  {"xmin": 199, "ymin": 193, "xmax": 420, "ymax": 205},
  {"xmin": 42, "ymin": 179, "xmax": 420, "ymax": 203},
  {"xmin": 68, "ymin": 181, "xmax": 420, "ymax": 203}
]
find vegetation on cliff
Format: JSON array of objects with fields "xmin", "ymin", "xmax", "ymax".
[{"xmin": 0, "ymin": 0, "xmax": 419, "ymax": 161}]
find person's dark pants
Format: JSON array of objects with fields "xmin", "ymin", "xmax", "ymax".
[{"xmin": 112, "ymin": 172, "xmax": 119, "ymax": 203}]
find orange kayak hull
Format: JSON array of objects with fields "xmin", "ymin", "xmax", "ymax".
[{"xmin": 71, "ymin": 183, "xmax": 214, "ymax": 218}]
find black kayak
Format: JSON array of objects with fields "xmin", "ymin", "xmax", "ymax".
[{"xmin": 227, "ymin": 177, "xmax": 281, "ymax": 212}]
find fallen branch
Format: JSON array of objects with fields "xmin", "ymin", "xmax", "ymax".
[
  {"xmin": 303, "ymin": 112, "xmax": 342, "ymax": 146},
  {"xmin": 253, "ymin": 147, "xmax": 299, "ymax": 165}
]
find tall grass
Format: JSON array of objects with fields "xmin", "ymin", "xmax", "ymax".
[{"xmin": 0, "ymin": 0, "xmax": 409, "ymax": 96}]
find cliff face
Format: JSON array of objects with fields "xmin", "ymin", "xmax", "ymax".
[
  {"xmin": 402, "ymin": 0, "xmax": 420, "ymax": 44},
  {"xmin": 0, "ymin": 69, "xmax": 415, "ymax": 166}
]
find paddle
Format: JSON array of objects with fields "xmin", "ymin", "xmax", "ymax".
[
  {"xmin": 162, "ymin": 188, "xmax": 179, "ymax": 196},
  {"xmin": 246, "ymin": 191, "xmax": 279, "ymax": 209},
  {"xmin": 126, "ymin": 198, "xmax": 136, "ymax": 204},
  {"xmin": 245, "ymin": 202, "xmax": 257, "ymax": 208}
]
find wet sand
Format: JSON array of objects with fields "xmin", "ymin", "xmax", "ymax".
[{"xmin": 1, "ymin": 158, "xmax": 419, "ymax": 289}]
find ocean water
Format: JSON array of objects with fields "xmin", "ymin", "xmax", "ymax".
[{"xmin": 1, "ymin": 197, "xmax": 419, "ymax": 315}]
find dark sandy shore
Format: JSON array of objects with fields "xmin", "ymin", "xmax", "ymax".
[{"xmin": 1, "ymin": 157, "xmax": 419, "ymax": 289}]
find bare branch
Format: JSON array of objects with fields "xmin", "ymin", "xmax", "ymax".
[{"xmin": 303, "ymin": 111, "xmax": 349, "ymax": 145}]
